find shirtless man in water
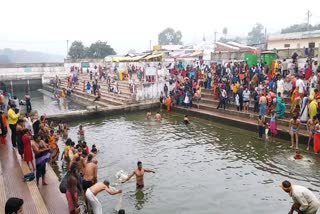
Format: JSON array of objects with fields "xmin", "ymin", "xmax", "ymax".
[
  {"xmin": 85, "ymin": 180, "xmax": 122, "ymax": 214},
  {"xmin": 82, "ymin": 154, "xmax": 97, "ymax": 195},
  {"xmin": 146, "ymin": 111, "xmax": 152, "ymax": 120},
  {"xmin": 307, "ymin": 116, "xmax": 318, "ymax": 150},
  {"xmin": 289, "ymin": 116, "xmax": 300, "ymax": 149},
  {"xmin": 154, "ymin": 112, "xmax": 161, "ymax": 121},
  {"xmin": 122, "ymin": 161, "xmax": 155, "ymax": 188}
]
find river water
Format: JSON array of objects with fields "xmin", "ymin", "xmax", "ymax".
[
  {"xmin": 59, "ymin": 111, "xmax": 320, "ymax": 214},
  {"xmin": 11, "ymin": 90, "xmax": 85, "ymax": 116}
]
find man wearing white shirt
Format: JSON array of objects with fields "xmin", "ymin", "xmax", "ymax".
[
  {"xmin": 281, "ymin": 180, "xmax": 320, "ymax": 214},
  {"xmin": 311, "ymin": 73, "xmax": 318, "ymax": 89},
  {"xmin": 242, "ymin": 87, "xmax": 251, "ymax": 113},
  {"xmin": 296, "ymin": 76, "xmax": 305, "ymax": 98}
]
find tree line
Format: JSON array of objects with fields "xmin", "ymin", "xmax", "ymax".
[
  {"xmin": 158, "ymin": 22, "xmax": 320, "ymax": 47},
  {"xmin": 68, "ymin": 41, "xmax": 116, "ymax": 59}
]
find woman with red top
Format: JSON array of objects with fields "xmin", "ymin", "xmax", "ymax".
[
  {"xmin": 0, "ymin": 111, "xmax": 7, "ymax": 144},
  {"xmin": 22, "ymin": 129, "xmax": 35, "ymax": 171}
]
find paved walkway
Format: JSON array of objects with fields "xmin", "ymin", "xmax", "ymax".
[{"xmin": 0, "ymin": 134, "xmax": 68, "ymax": 214}]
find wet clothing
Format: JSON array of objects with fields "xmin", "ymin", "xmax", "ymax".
[
  {"xmin": 136, "ymin": 183, "xmax": 144, "ymax": 189},
  {"xmin": 66, "ymin": 191, "xmax": 78, "ymax": 212},
  {"xmin": 86, "ymin": 188, "xmax": 102, "ymax": 214},
  {"xmin": 35, "ymin": 150, "xmax": 50, "ymax": 180},
  {"xmin": 22, "ymin": 133, "xmax": 33, "ymax": 162},
  {"xmin": 276, "ymin": 96, "xmax": 285, "ymax": 118},
  {"xmin": 259, "ymin": 103, "xmax": 267, "ymax": 116},
  {"xmin": 269, "ymin": 115, "xmax": 278, "ymax": 135},
  {"xmin": 258, "ymin": 126, "xmax": 264, "ymax": 138},
  {"xmin": 82, "ymin": 179, "xmax": 94, "ymax": 191}
]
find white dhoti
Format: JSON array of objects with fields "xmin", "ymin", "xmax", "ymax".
[{"xmin": 86, "ymin": 189, "xmax": 102, "ymax": 214}]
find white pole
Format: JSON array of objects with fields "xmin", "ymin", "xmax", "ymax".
[{"xmin": 318, "ymin": 43, "xmax": 320, "ymax": 63}]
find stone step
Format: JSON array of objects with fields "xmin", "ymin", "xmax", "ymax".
[
  {"xmin": 200, "ymin": 97, "xmax": 293, "ymax": 117},
  {"xmin": 69, "ymin": 90, "xmax": 124, "ymax": 106},
  {"xmin": 59, "ymin": 82, "xmax": 133, "ymax": 101},
  {"xmin": 60, "ymin": 83, "xmax": 131, "ymax": 103},
  {"xmin": 189, "ymin": 102, "xmax": 308, "ymax": 130},
  {"xmin": 201, "ymin": 88, "xmax": 292, "ymax": 102},
  {"xmin": 201, "ymin": 90, "xmax": 292, "ymax": 107},
  {"xmin": 77, "ymin": 74, "xmax": 130, "ymax": 88},
  {"xmin": 46, "ymin": 85, "xmax": 110, "ymax": 107},
  {"xmin": 62, "ymin": 80, "xmax": 132, "ymax": 96},
  {"xmin": 0, "ymin": 137, "xmax": 69, "ymax": 214},
  {"xmin": 174, "ymin": 106, "xmax": 309, "ymax": 139}
]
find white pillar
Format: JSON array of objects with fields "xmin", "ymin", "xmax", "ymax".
[{"xmin": 318, "ymin": 43, "xmax": 320, "ymax": 62}]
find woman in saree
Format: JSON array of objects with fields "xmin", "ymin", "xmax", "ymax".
[
  {"xmin": 291, "ymin": 86, "xmax": 299, "ymax": 104},
  {"xmin": 276, "ymin": 92, "xmax": 286, "ymax": 118},
  {"xmin": 300, "ymin": 94, "xmax": 309, "ymax": 123},
  {"xmin": 165, "ymin": 96, "xmax": 172, "ymax": 112},
  {"xmin": 48, "ymin": 130, "xmax": 59, "ymax": 165},
  {"xmin": 250, "ymin": 73, "xmax": 259, "ymax": 90},
  {"xmin": 290, "ymin": 87, "xmax": 301, "ymax": 116},
  {"xmin": 308, "ymin": 98, "xmax": 318, "ymax": 121},
  {"xmin": 266, "ymin": 91, "xmax": 276, "ymax": 116}
]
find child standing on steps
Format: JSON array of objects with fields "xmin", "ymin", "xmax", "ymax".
[
  {"xmin": 258, "ymin": 115, "xmax": 265, "ymax": 139},
  {"xmin": 269, "ymin": 111, "xmax": 278, "ymax": 142},
  {"xmin": 235, "ymin": 93, "xmax": 240, "ymax": 111}
]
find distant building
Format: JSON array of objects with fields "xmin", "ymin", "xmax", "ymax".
[
  {"xmin": 267, "ymin": 30, "xmax": 320, "ymax": 59},
  {"xmin": 211, "ymin": 42, "xmax": 257, "ymax": 61}
]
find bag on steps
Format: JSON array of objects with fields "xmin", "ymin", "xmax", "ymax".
[
  {"xmin": 59, "ymin": 172, "xmax": 68, "ymax": 193},
  {"xmin": 23, "ymin": 172, "xmax": 35, "ymax": 182}
]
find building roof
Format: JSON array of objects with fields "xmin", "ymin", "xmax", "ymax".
[
  {"xmin": 268, "ymin": 30, "xmax": 320, "ymax": 41},
  {"xmin": 226, "ymin": 41, "xmax": 257, "ymax": 50},
  {"xmin": 215, "ymin": 42, "xmax": 240, "ymax": 51}
]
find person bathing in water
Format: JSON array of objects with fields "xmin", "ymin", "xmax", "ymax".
[
  {"xmin": 293, "ymin": 151, "xmax": 303, "ymax": 160},
  {"xmin": 122, "ymin": 161, "xmax": 155, "ymax": 188},
  {"xmin": 85, "ymin": 180, "xmax": 122, "ymax": 214},
  {"xmin": 289, "ymin": 116, "xmax": 300, "ymax": 149},
  {"xmin": 184, "ymin": 115, "xmax": 189, "ymax": 125},
  {"xmin": 154, "ymin": 112, "xmax": 161, "ymax": 121},
  {"xmin": 146, "ymin": 111, "xmax": 152, "ymax": 120}
]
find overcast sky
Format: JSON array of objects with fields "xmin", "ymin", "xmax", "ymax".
[{"xmin": 1, "ymin": 0, "xmax": 320, "ymax": 56}]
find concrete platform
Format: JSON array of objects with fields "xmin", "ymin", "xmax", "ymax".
[
  {"xmin": 173, "ymin": 106, "xmax": 309, "ymax": 143},
  {"xmin": 0, "ymin": 138, "xmax": 68, "ymax": 214}
]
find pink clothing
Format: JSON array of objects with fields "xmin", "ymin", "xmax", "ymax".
[
  {"xmin": 270, "ymin": 121, "xmax": 278, "ymax": 135},
  {"xmin": 66, "ymin": 191, "xmax": 78, "ymax": 212}
]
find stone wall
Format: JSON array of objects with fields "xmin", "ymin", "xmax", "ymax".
[
  {"xmin": 134, "ymin": 80, "xmax": 172, "ymax": 102},
  {"xmin": 211, "ymin": 48, "xmax": 319, "ymax": 62},
  {"xmin": 276, "ymin": 48, "xmax": 319, "ymax": 59},
  {"xmin": 0, "ymin": 63, "xmax": 68, "ymax": 83},
  {"xmin": 211, "ymin": 51, "xmax": 248, "ymax": 61}
]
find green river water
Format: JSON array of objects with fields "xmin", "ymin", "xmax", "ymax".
[{"xmin": 54, "ymin": 111, "xmax": 320, "ymax": 214}]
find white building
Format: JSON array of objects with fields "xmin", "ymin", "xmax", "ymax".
[{"xmin": 267, "ymin": 30, "xmax": 320, "ymax": 50}]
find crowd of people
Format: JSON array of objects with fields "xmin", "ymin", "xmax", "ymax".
[
  {"xmin": 2, "ymin": 57, "xmax": 320, "ymax": 213},
  {"xmin": 1, "ymin": 96, "xmax": 159, "ymax": 214},
  {"xmin": 159, "ymin": 58, "xmax": 320, "ymax": 151}
]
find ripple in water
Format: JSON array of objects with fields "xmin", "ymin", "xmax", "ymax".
[{"xmin": 57, "ymin": 111, "xmax": 320, "ymax": 214}]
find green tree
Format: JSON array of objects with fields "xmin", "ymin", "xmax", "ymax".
[
  {"xmin": 86, "ymin": 41, "xmax": 116, "ymax": 58},
  {"xmin": 247, "ymin": 23, "xmax": 265, "ymax": 45},
  {"xmin": 281, "ymin": 23, "xmax": 320, "ymax": 34},
  {"xmin": 158, "ymin": 28, "xmax": 183, "ymax": 45},
  {"xmin": 222, "ymin": 27, "xmax": 228, "ymax": 39},
  {"xmin": 68, "ymin": 41, "xmax": 86, "ymax": 59}
]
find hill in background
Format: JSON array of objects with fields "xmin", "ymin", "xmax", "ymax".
[{"xmin": 0, "ymin": 48, "xmax": 64, "ymax": 63}]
